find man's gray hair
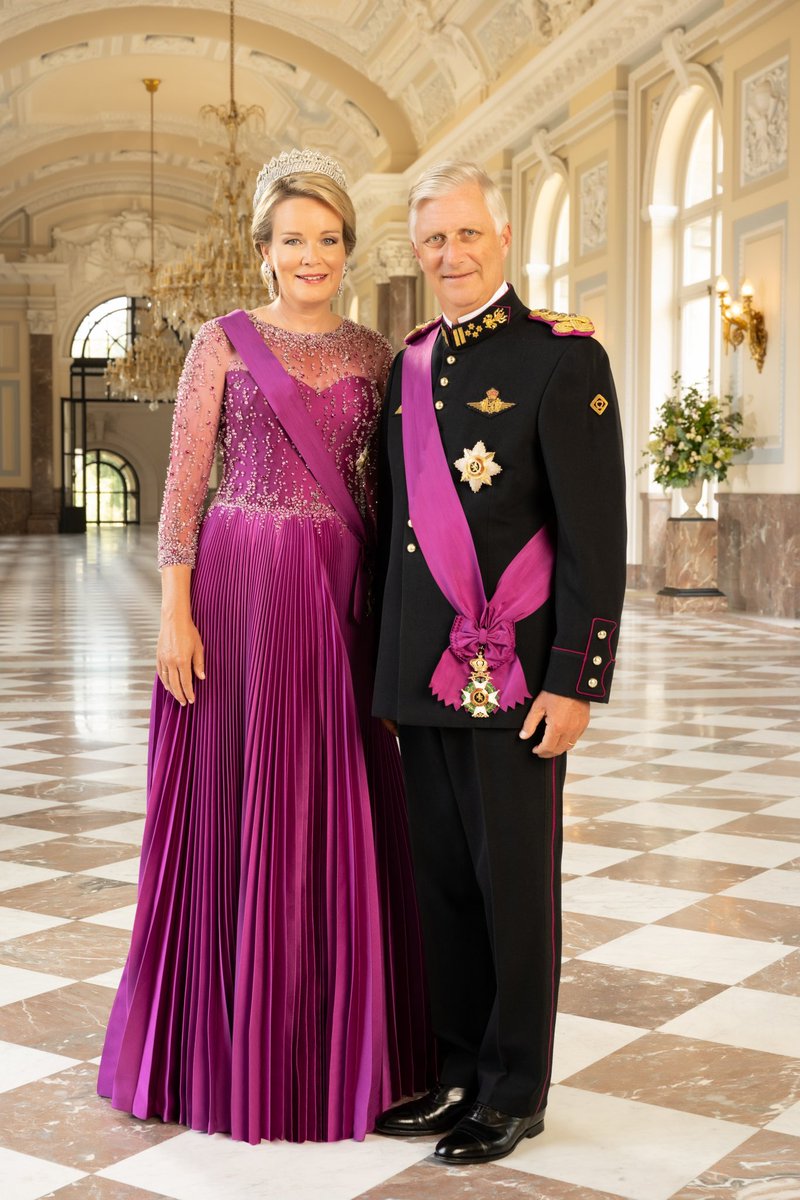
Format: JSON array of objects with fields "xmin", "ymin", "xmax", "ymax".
[{"xmin": 408, "ymin": 160, "xmax": 509, "ymax": 242}]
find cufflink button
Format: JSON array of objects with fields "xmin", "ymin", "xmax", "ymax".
[
  {"xmin": 446, "ymin": 355, "xmax": 456, "ymax": 365},
  {"xmin": 587, "ymin": 678, "xmax": 598, "ymax": 688},
  {"xmin": 593, "ymin": 655, "xmax": 602, "ymax": 665},
  {"xmin": 435, "ymin": 400, "xmax": 444, "ymax": 410},
  {"xmin": 440, "ymin": 377, "xmax": 449, "ymax": 386},
  {"xmin": 597, "ymin": 630, "xmax": 608, "ymax": 640},
  {"xmin": 407, "ymin": 543, "xmax": 416, "ymax": 553}
]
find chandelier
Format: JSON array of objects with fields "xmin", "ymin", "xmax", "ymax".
[
  {"xmin": 153, "ymin": 0, "xmax": 265, "ymax": 337},
  {"xmin": 104, "ymin": 78, "xmax": 185, "ymax": 409}
]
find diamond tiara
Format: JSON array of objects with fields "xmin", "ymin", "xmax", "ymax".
[{"xmin": 253, "ymin": 149, "xmax": 348, "ymax": 208}]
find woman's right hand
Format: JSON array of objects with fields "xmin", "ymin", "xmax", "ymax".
[{"xmin": 156, "ymin": 613, "xmax": 205, "ymax": 706}]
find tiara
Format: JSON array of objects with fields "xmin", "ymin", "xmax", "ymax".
[{"xmin": 253, "ymin": 149, "xmax": 348, "ymax": 207}]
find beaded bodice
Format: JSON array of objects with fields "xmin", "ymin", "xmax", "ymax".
[{"xmin": 157, "ymin": 315, "xmax": 393, "ymax": 568}]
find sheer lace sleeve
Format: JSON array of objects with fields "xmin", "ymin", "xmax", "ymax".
[{"xmin": 156, "ymin": 320, "xmax": 230, "ymax": 568}]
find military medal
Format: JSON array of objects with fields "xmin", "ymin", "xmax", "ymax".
[
  {"xmin": 468, "ymin": 388, "xmax": 516, "ymax": 416},
  {"xmin": 460, "ymin": 647, "xmax": 500, "ymax": 718},
  {"xmin": 454, "ymin": 440, "xmax": 502, "ymax": 492}
]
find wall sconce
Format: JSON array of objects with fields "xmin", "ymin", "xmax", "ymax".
[{"xmin": 715, "ymin": 275, "xmax": 768, "ymax": 373}]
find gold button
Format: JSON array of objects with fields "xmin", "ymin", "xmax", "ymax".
[
  {"xmin": 597, "ymin": 630, "xmax": 607, "ymax": 640},
  {"xmin": 593, "ymin": 655, "xmax": 602, "ymax": 665},
  {"xmin": 407, "ymin": 543, "xmax": 416, "ymax": 553},
  {"xmin": 446, "ymin": 355, "xmax": 456, "ymax": 364},
  {"xmin": 587, "ymin": 678, "xmax": 598, "ymax": 688},
  {"xmin": 407, "ymin": 518, "xmax": 413, "ymax": 528},
  {"xmin": 440, "ymin": 376, "xmax": 449, "ymax": 386},
  {"xmin": 435, "ymin": 400, "xmax": 444, "ymax": 410}
]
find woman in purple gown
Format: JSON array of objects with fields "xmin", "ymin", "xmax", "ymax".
[{"xmin": 97, "ymin": 150, "xmax": 432, "ymax": 1144}]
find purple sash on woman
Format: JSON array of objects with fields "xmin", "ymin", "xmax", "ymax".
[
  {"xmin": 218, "ymin": 310, "xmax": 369, "ymax": 620},
  {"xmin": 402, "ymin": 322, "xmax": 555, "ymax": 712}
]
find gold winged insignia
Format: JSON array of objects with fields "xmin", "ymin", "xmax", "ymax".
[{"xmin": 467, "ymin": 387, "xmax": 516, "ymax": 417}]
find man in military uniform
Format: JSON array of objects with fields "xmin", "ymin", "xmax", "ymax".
[{"xmin": 372, "ymin": 161, "xmax": 627, "ymax": 1164}]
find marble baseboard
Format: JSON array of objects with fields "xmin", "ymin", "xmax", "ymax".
[
  {"xmin": 0, "ymin": 490, "xmax": 31, "ymax": 535},
  {"xmin": 717, "ymin": 494, "xmax": 800, "ymax": 620}
]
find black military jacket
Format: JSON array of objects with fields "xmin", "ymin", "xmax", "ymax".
[{"xmin": 372, "ymin": 284, "xmax": 627, "ymax": 729}]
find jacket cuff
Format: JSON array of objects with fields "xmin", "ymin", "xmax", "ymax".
[{"xmin": 542, "ymin": 617, "xmax": 619, "ymax": 703}]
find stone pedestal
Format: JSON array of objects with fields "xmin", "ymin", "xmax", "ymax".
[{"xmin": 656, "ymin": 517, "xmax": 728, "ymax": 614}]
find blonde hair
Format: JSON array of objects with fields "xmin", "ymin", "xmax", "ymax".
[
  {"xmin": 408, "ymin": 160, "xmax": 508, "ymax": 242},
  {"xmin": 251, "ymin": 172, "xmax": 356, "ymax": 260}
]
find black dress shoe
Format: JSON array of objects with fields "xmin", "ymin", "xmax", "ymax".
[
  {"xmin": 374, "ymin": 1084, "xmax": 476, "ymax": 1137},
  {"xmin": 434, "ymin": 1102, "xmax": 545, "ymax": 1163}
]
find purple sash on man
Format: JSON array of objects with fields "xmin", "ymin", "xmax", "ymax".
[{"xmin": 401, "ymin": 322, "xmax": 555, "ymax": 714}]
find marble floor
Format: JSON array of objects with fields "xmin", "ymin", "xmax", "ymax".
[{"xmin": 0, "ymin": 528, "xmax": 799, "ymax": 1200}]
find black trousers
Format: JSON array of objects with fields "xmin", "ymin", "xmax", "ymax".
[{"xmin": 398, "ymin": 725, "xmax": 565, "ymax": 1117}]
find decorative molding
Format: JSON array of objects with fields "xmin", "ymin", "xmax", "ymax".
[
  {"xmin": 27, "ymin": 303, "xmax": 56, "ymax": 336},
  {"xmin": 531, "ymin": 128, "xmax": 563, "ymax": 178},
  {"xmin": 0, "ymin": 380, "xmax": 22, "ymax": 476},
  {"xmin": 536, "ymin": 0, "xmax": 596, "ymax": 42},
  {"xmin": 378, "ymin": 239, "xmax": 418, "ymax": 279},
  {"xmin": 579, "ymin": 160, "xmax": 608, "ymax": 255},
  {"xmin": 740, "ymin": 56, "xmax": 789, "ymax": 188},
  {"xmin": 661, "ymin": 27, "xmax": 690, "ymax": 92},
  {"xmin": 476, "ymin": 3, "xmax": 535, "ymax": 80}
]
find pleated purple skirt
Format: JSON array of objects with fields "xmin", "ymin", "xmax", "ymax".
[{"xmin": 97, "ymin": 506, "xmax": 433, "ymax": 1143}]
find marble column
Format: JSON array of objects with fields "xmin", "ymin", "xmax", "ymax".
[
  {"xmin": 380, "ymin": 240, "xmax": 418, "ymax": 352},
  {"xmin": 656, "ymin": 517, "xmax": 728, "ymax": 614},
  {"xmin": 376, "ymin": 282, "xmax": 390, "ymax": 342},
  {"xmin": 717, "ymin": 493, "xmax": 800, "ymax": 619},
  {"xmin": 634, "ymin": 491, "xmax": 671, "ymax": 590},
  {"xmin": 26, "ymin": 306, "xmax": 59, "ymax": 534}
]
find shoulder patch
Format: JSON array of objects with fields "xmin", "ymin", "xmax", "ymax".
[
  {"xmin": 404, "ymin": 316, "xmax": 442, "ymax": 345},
  {"xmin": 528, "ymin": 309, "xmax": 595, "ymax": 337}
]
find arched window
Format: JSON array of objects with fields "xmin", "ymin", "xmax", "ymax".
[
  {"xmin": 70, "ymin": 296, "xmax": 147, "ymax": 401},
  {"xmin": 526, "ymin": 171, "xmax": 570, "ymax": 310},
  {"xmin": 77, "ymin": 449, "xmax": 140, "ymax": 525},
  {"xmin": 677, "ymin": 107, "xmax": 723, "ymax": 388}
]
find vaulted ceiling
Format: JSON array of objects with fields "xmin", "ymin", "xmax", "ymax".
[{"xmin": 0, "ymin": 0, "xmax": 590, "ymax": 239}]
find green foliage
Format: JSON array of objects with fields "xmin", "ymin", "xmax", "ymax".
[{"xmin": 641, "ymin": 374, "xmax": 754, "ymax": 489}]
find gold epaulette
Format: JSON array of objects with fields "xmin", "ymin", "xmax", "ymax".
[
  {"xmin": 528, "ymin": 309, "xmax": 595, "ymax": 337},
  {"xmin": 404, "ymin": 316, "xmax": 442, "ymax": 345}
]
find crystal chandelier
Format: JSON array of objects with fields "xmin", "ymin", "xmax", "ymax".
[
  {"xmin": 105, "ymin": 78, "xmax": 185, "ymax": 409},
  {"xmin": 153, "ymin": 0, "xmax": 265, "ymax": 337}
]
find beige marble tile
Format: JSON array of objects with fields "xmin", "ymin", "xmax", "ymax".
[
  {"xmin": 595, "ymin": 853, "xmax": 760, "ymax": 893},
  {"xmin": 561, "ymin": 913, "xmax": 640, "ymax": 958},
  {"xmin": 659, "ymin": 896, "xmax": 800, "ymax": 945},
  {"xmin": 714, "ymin": 813, "xmax": 800, "ymax": 842},
  {"xmin": 561, "ymin": 1032, "xmax": 800, "ymax": 1126},
  {"xmin": 557, "ymin": 960, "xmax": 725, "ymax": 1029},
  {"xmin": 0, "ymin": 921, "xmax": 130, "ymax": 980},
  {"xmin": 0, "ymin": 875, "xmax": 138, "ymax": 919},
  {"xmin": 741, "ymin": 951, "xmax": 800, "ymax": 997},
  {"xmin": 0, "ymin": 981, "xmax": 114, "ymax": 1059},
  {"xmin": 2, "ymin": 806, "xmax": 142, "ymax": 835},
  {"xmin": 354, "ymin": 1160, "xmax": 629, "ymax": 1199},
  {"xmin": 564, "ymin": 820, "xmax": 683, "ymax": 852},
  {"xmin": 40, "ymin": 1177, "xmax": 174, "ymax": 1200},
  {"xmin": 0, "ymin": 837, "xmax": 142, "ymax": 873},
  {"xmin": 670, "ymin": 1129, "xmax": 800, "ymax": 1198}
]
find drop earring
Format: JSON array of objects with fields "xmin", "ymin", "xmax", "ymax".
[
  {"xmin": 337, "ymin": 261, "xmax": 349, "ymax": 298},
  {"xmin": 260, "ymin": 259, "xmax": 276, "ymax": 302}
]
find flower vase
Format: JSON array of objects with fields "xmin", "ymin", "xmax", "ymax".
[{"xmin": 679, "ymin": 480, "xmax": 704, "ymax": 517}]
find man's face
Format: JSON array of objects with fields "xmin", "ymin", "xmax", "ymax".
[{"xmin": 411, "ymin": 182, "xmax": 511, "ymax": 321}]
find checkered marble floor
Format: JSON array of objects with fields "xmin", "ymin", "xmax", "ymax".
[{"xmin": 1, "ymin": 528, "xmax": 799, "ymax": 1200}]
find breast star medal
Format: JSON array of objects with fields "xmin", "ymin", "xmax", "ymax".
[
  {"xmin": 454, "ymin": 440, "xmax": 502, "ymax": 492},
  {"xmin": 467, "ymin": 388, "xmax": 516, "ymax": 416},
  {"xmin": 460, "ymin": 648, "xmax": 500, "ymax": 718}
]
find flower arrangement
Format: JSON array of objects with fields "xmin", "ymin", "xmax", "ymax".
[{"xmin": 641, "ymin": 374, "xmax": 754, "ymax": 489}]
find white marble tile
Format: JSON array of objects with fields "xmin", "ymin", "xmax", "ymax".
[
  {"xmin": 75, "ymin": 744, "xmax": 149, "ymax": 764},
  {"xmin": 578, "ymin": 924, "xmax": 792, "ymax": 984},
  {"xmin": 0, "ymin": 748, "xmax": 57, "ymax": 767},
  {"xmin": 561, "ymin": 877, "xmax": 706, "ymax": 922},
  {"xmin": 654, "ymin": 832, "xmax": 799, "ymax": 868},
  {"xmin": 767, "ymin": 1097, "xmax": 800, "ymax": 1137},
  {"xmin": 601, "ymin": 802, "xmax": 742, "ymax": 832},
  {"xmin": 563, "ymin": 777, "xmax": 683, "ymax": 801},
  {"xmin": 74, "ymin": 764, "xmax": 147, "ymax": 786},
  {"xmin": 0, "ymin": 1040, "xmax": 80, "ymax": 1094},
  {"xmin": 80, "ymin": 904, "xmax": 138, "ymax": 931},
  {"xmin": 760, "ymin": 797, "xmax": 800, "ymax": 819},
  {"xmin": 76, "ymin": 791, "xmax": 148, "ymax": 815},
  {"xmin": 660, "ymin": 987, "xmax": 800, "ymax": 1057},
  {"xmin": 0, "ymin": 963, "xmax": 72, "ymax": 1007},
  {"xmin": 606, "ymin": 732, "xmax": 719, "ymax": 750},
  {"xmin": 0, "ymin": 768, "xmax": 58, "ymax": 790},
  {"xmin": 507, "ymin": 1085, "xmax": 754, "ymax": 1200},
  {"xmin": 560, "ymin": 843, "xmax": 640, "ymax": 876},
  {"xmin": 565, "ymin": 756, "xmax": 635, "ymax": 777},
  {"xmin": 685, "ymin": 714, "xmax": 785, "ymax": 729},
  {"xmin": 0, "ymin": 826, "xmax": 64, "ymax": 852},
  {"xmin": 80, "ymin": 857, "xmax": 140, "ymax": 884},
  {"xmin": 699, "ymin": 772, "xmax": 800, "ymax": 797},
  {"xmin": 0, "ymin": 862, "xmax": 67, "ymax": 892},
  {"xmin": 76, "ymin": 818, "xmax": 146, "ymax": 845},
  {"xmin": 0, "ymin": 796, "xmax": 58, "ymax": 819},
  {"xmin": 651, "ymin": 751, "xmax": 770, "ymax": 771},
  {"xmin": 731, "ymin": 729, "xmax": 800, "ymax": 747},
  {"xmin": 85, "ymin": 966, "xmax": 124, "ymax": 989},
  {"xmin": 722, "ymin": 868, "xmax": 800, "ymax": 907},
  {"xmin": 586, "ymin": 717, "xmax": 674, "ymax": 732},
  {"xmin": 0, "ymin": 1146, "xmax": 84, "ymax": 1200},
  {"xmin": 0, "ymin": 731, "xmax": 54, "ymax": 748},
  {"xmin": 0, "ymin": 906, "xmax": 70, "ymax": 941},
  {"xmin": 98, "ymin": 1128, "xmax": 433, "ymax": 1200},
  {"xmin": 551, "ymin": 1013, "xmax": 644, "ymax": 1083}
]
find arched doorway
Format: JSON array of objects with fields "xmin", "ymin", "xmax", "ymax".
[{"xmin": 79, "ymin": 449, "xmax": 140, "ymax": 526}]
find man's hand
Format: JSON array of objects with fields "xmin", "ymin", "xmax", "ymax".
[{"xmin": 519, "ymin": 691, "xmax": 590, "ymax": 758}]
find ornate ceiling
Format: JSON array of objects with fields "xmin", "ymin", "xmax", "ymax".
[{"xmin": 0, "ymin": 0, "xmax": 598, "ymax": 234}]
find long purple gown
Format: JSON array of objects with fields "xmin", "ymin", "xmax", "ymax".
[{"xmin": 97, "ymin": 313, "xmax": 432, "ymax": 1144}]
